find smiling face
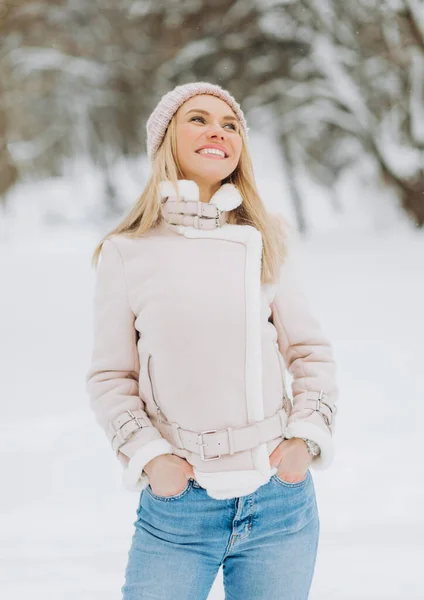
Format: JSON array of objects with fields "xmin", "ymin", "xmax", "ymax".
[{"xmin": 175, "ymin": 94, "xmax": 243, "ymax": 186}]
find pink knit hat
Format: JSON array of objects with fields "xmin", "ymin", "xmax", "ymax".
[{"xmin": 146, "ymin": 81, "xmax": 249, "ymax": 161}]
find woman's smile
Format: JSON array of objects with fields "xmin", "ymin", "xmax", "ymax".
[
  {"xmin": 175, "ymin": 95, "xmax": 241, "ymax": 196},
  {"xmin": 195, "ymin": 150, "xmax": 227, "ymax": 160}
]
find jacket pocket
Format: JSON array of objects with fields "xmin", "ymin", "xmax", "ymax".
[{"xmin": 147, "ymin": 354, "xmax": 168, "ymax": 424}]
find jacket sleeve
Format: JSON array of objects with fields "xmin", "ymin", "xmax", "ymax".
[
  {"xmin": 270, "ymin": 224, "xmax": 339, "ymax": 470},
  {"xmin": 85, "ymin": 238, "xmax": 173, "ymax": 491}
]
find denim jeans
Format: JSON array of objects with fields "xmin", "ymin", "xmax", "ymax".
[{"xmin": 121, "ymin": 469, "xmax": 320, "ymax": 599}]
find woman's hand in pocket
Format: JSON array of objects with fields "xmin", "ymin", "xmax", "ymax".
[
  {"xmin": 144, "ymin": 454, "xmax": 195, "ymax": 497},
  {"xmin": 270, "ymin": 438, "xmax": 312, "ymax": 483}
]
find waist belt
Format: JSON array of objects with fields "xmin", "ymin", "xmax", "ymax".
[
  {"xmin": 110, "ymin": 407, "xmax": 288, "ymax": 459},
  {"xmin": 109, "ymin": 393, "xmax": 335, "ymax": 459},
  {"xmin": 155, "ymin": 408, "xmax": 289, "ymax": 461}
]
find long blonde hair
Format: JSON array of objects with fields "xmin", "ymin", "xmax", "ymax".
[{"xmin": 91, "ymin": 115, "xmax": 290, "ymax": 284}]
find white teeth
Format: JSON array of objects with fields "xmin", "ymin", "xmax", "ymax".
[{"xmin": 197, "ymin": 148, "xmax": 226, "ymax": 158}]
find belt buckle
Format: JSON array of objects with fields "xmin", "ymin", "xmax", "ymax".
[
  {"xmin": 125, "ymin": 409, "xmax": 144, "ymax": 429},
  {"xmin": 197, "ymin": 429, "xmax": 221, "ymax": 461},
  {"xmin": 215, "ymin": 208, "xmax": 222, "ymax": 228},
  {"xmin": 315, "ymin": 390, "xmax": 335, "ymax": 427}
]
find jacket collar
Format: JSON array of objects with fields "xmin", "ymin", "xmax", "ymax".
[{"xmin": 158, "ymin": 179, "xmax": 243, "ymax": 212}]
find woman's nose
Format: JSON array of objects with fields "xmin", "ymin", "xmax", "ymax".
[{"xmin": 206, "ymin": 128, "xmax": 226, "ymax": 140}]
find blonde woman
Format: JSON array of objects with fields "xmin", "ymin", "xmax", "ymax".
[{"xmin": 86, "ymin": 82, "xmax": 339, "ymax": 599}]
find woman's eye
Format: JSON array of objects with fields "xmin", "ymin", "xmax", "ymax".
[{"xmin": 190, "ymin": 116, "xmax": 238, "ymax": 132}]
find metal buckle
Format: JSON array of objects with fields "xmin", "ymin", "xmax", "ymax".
[
  {"xmin": 315, "ymin": 390, "xmax": 324, "ymax": 412},
  {"xmin": 316, "ymin": 390, "xmax": 337, "ymax": 414},
  {"xmin": 215, "ymin": 208, "xmax": 222, "ymax": 228},
  {"xmin": 197, "ymin": 201, "xmax": 205, "ymax": 217},
  {"xmin": 315, "ymin": 390, "xmax": 336, "ymax": 427},
  {"xmin": 110, "ymin": 409, "xmax": 144, "ymax": 452},
  {"xmin": 197, "ymin": 429, "xmax": 221, "ymax": 461},
  {"xmin": 126, "ymin": 409, "xmax": 144, "ymax": 428}
]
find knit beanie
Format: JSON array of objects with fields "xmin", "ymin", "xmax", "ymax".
[{"xmin": 146, "ymin": 81, "xmax": 249, "ymax": 162}]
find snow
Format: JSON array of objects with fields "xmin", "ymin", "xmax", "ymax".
[
  {"xmin": 376, "ymin": 109, "xmax": 424, "ymax": 180},
  {"xmin": 1, "ymin": 167, "xmax": 423, "ymax": 598},
  {"xmin": 10, "ymin": 47, "xmax": 109, "ymax": 83},
  {"xmin": 409, "ymin": 50, "xmax": 424, "ymax": 146},
  {"xmin": 312, "ymin": 34, "xmax": 372, "ymax": 131},
  {"xmin": 406, "ymin": 0, "xmax": 424, "ymax": 42},
  {"xmin": 174, "ymin": 39, "xmax": 218, "ymax": 68}
]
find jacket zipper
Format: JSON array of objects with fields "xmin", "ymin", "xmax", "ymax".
[
  {"xmin": 147, "ymin": 354, "xmax": 167, "ymax": 424},
  {"xmin": 274, "ymin": 344, "xmax": 292, "ymax": 413}
]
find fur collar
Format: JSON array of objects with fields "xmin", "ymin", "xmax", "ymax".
[{"xmin": 159, "ymin": 179, "xmax": 243, "ymax": 212}]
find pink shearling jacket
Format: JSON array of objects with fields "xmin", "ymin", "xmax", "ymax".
[{"xmin": 85, "ymin": 179, "xmax": 339, "ymax": 500}]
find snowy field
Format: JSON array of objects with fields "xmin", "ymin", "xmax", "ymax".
[{"xmin": 1, "ymin": 220, "xmax": 423, "ymax": 599}]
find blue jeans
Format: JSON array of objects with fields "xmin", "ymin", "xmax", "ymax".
[{"xmin": 122, "ymin": 469, "xmax": 320, "ymax": 599}]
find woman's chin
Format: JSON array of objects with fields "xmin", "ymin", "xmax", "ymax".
[{"xmin": 188, "ymin": 166, "xmax": 233, "ymax": 182}]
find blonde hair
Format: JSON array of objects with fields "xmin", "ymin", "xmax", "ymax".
[{"xmin": 91, "ymin": 114, "xmax": 290, "ymax": 284}]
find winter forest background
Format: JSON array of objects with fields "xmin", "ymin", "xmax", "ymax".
[{"xmin": 1, "ymin": 1, "xmax": 423, "ymax": 599}]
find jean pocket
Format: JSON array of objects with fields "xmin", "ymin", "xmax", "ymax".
[
  {"xmin": 273, "ymin": 469, "xmax": 310, "ymax": 488},
  {"xmin": 146, "ymin": 479, "xmax": 193, "ymax": 501}
]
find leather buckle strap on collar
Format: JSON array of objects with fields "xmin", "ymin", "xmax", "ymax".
[
  {"xmin": 155, "ymin": 408, "xmax": 289, "ymax": 460},
  {"xmin": 160, "ymin": 197, "xmax": 228, "ymax": 230},
  {"xmin": 215, "ymin": 208, "xmax": 223, "ymax": 228},
  {"xmin": 163, "ymin": 197, "xmax": 220, "ymax": 218}
]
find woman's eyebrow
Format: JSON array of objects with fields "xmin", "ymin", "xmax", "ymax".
[{"xmin": 185, "ymin": 108, "xmax": 238, "ymax": 122}]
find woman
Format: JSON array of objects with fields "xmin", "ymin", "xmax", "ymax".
[{"xmin": 86, "ymin": 81, "xmax": 339, "ymax": 599}]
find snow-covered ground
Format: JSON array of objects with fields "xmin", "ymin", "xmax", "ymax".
[{"xmin": 1, "ymin": 207, "xmax": 423, "ymax": 597}]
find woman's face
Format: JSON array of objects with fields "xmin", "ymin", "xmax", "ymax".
[{"xmin": 175, "ymin": 94, "xmax": 243, "ymax": 185}]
